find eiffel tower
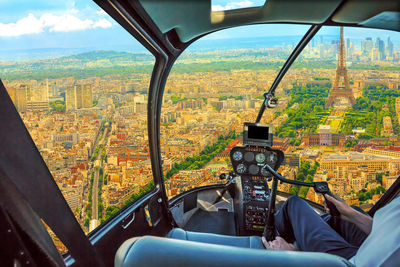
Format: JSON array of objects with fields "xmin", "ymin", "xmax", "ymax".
[{"xmin": 326, "ymin": 27, "xmax": 355, "ymax": 107}]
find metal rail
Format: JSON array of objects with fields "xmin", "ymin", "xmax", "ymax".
[
  {"xmin": 262, "ymin": 163, "xmax": 332, "ymax": 241},
  {"xmin": 263, "ymin": 164, "xmax": 315, "ymax": 187}
]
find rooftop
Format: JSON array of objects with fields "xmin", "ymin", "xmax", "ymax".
[
  {"xmin": 370, "ymin": 145, "xmax": 400, "ymax": 152},
  {"xmin": 322, "ymin": 152, "xmax": 398, "ymax": 161}
]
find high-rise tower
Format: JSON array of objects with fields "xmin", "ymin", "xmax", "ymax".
[
  {"xmin": 15, "ymin": 85, "xmax": 28, "ymax": 113},
  {"xmin": 66, "ymin": 85, "xmax": 76, "ymax": 111},
  {"xmin": 326, "ymin": 27, "xmax": 355, "ymax": 107},
  {"xmin": 66, "ymin": 83, "xmax": 93, "ymax": 111}
]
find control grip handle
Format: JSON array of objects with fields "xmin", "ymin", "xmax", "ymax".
[
  {"xmin": 263, "ymin": 212, "xmax": 275, "ymax": 242},
  {"xmin": 324, "ymin": 193, "xmax": 340, "ymax": 217},
  {"xmin": 314, "ymin": 182, "xmax": 340, "ymax": 217}
]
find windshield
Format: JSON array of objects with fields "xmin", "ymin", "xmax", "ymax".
[
  {"xmin": 0, "ymin": 0, "xmax": 155, "ymax": 253},
  {"xmin": 161, "ymin": 24, "xmax": 310, "ymax": 199},
  {"xmin": 162, "ymin": 24, "xmax": 400, "ymax": 210},
  {"xmin": 277, "ymin": 26, "xmax": 400, "ymax": 209}
]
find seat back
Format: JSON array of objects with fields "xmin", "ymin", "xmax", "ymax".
[{"xmin": 115, "ymin": 236, "xmax": 354, "ymax": 267}]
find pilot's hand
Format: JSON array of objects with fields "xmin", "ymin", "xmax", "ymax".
[
  {"xmin": 262, "ymin": 236, "xmax": 297, "ymax": 251},
  {"xmin": 324, "ymin": 194, "xmax": 353, "ymax": 221}
]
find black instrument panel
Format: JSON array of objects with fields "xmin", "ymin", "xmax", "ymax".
[
  {"xmin": 230, "ymin": 146, "xmax": 284, "ymax": 233},
  {"xmin": 230, "ymin": 146, "xmax": 284, "ymax": 177}
]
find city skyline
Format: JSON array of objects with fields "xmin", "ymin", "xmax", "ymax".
[
  {"xmin": 0, "ymin": 1, "xmax": 399, "ymax": 60},
  {"xmin": 0, "ymin": 29, "xmax": 399, "ymax": 61}
]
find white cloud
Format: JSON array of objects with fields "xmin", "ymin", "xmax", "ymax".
[
  {"xmin": 93, "ymin": 19, "xmax": 113, "ymax": 29},
  {"xmin": 69, "ymin": 9, "xmax": 79, "ymax": 15},
  {"xmin": 44, "ymin": 14, "xmax": 94, "ymax": 32},
  {"xmin": 96, "ymin": 10, "xmax": 107, "ymax": 15},
  {"xmin": 0, "ymin": 13, "xmax": 44, "ymax": 36},
  {"xmin": 212, "ymin": 0, "xmax": 256, "ymax": 11},
  {"xmin": 0, "ymin": 12, "xmax": 113, "ymax": 37}
]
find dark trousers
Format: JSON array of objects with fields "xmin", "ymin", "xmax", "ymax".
[{"xmin": 274, "ymin": 196, "xmax": 368, "ymax": 259}]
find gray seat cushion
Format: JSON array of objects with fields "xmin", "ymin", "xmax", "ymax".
[
  {"xmin": 115, "ymin": 235, "xmax": 353, "ymax": 267},
  {"xmin": 166, "ymin": 228, "xmax": 265, "ymax": 249}
]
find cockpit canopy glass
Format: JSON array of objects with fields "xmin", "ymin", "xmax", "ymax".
[
  {"xmin": 161, "ymin": 24, "xmax": 400, "ymax": 212},
  {"xmin": 161, "ymin": 24, "xmax": 310, "ymax": 199},
  {"xmin": 211, "ymin": 0, "xmax": 266, "ymax": 11},
  {"xmin": 0, "ymin": 0, "xmax": 155, "ymax": 253}
]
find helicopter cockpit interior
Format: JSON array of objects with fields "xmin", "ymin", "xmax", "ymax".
[{"xmin": 1, "ymin": 0, "xmax": 400, "ymax": 266}]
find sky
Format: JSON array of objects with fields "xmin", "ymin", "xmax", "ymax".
[
  {"xmin": 0, "ymin": 1, "xmax": 111, "ymax": 34},
  {"xmin": 0, "ymin": 0, "xmax": 398, "ymax": 59},
  {"xmin": 211, "ymin": 0, "xmax": 266, "ymax": 11},
  {"xmin": 0, "ymin": 0, "xmax": 144, "ymax": 54}
]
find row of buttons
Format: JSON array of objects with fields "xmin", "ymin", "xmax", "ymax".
[
  {"xmin": 247, "ymin": 210, "xmax": 265, "ymax": 216},
  {"xmin": 247, "ymin": 206, "xmax": 268, "ymax": 211},
  {"xmin": 247, "ymin": 217, "xmax": 265, "ymax": 224}
]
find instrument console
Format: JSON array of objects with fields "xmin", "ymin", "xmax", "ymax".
[{"xmin": 230, "ymin": 146, "xmax": 284, "ymax": 233}]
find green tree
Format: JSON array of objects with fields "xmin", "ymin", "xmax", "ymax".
[
  {"xmin": 294, "ymin": 139, "xmax": 301, "ymax": 146},
  {"xmin": 289, "ymin": 186, "xmax": 299, "ymax": 196},
  {"xmin": 50, "ymin": 100, "xmax": 66, "ymax": 112},
  {"xmin": 376, "ymin": 173, "xmax": 383, "ymax": 185},
  {"xmin": 165, "ymin": 132, "xmax": 237, "ymax": 179}
]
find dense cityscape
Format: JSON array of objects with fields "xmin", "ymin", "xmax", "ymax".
[{"xmin": 2, "ymin": 31, "xmax": 400, "ymax": 252}]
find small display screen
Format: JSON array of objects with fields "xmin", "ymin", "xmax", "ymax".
[{"xmin": 248, "ymin": 125, "xmax": 269, "ymax": 140}]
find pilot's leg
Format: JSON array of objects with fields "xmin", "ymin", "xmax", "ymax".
[
  {"xmin": 274, "ymin": 195, "xmax": 358, "ymax": 259},
  {"xmin": 324, "ymin": 206, "xmax": 368, "ymax": 247}
]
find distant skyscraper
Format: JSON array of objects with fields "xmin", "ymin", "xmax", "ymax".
[
  {"xmin": 66, "ymin": 85, "xmax": 76, "ymax": 111},
  {"xmin": 387, "ymin": 36, "xmax": 394, "ymax": 59},
  {"xmin": 361, "ymin": 37, "xmax": 373, "ymax": 57},
  {"xmin": 15, "ymin": 85, "xmax": 28, "ymax": 113},
  {"xmin": 75, "ymin": 84, "xmax": 83, "ymax": 109},
  {"xmin": 81, "ymin": 84, "xmax": 93, "ymax": 108},
  {"xmin": 66, "ymin": 84, "xmax": 93, "ymax": 111},
  {"xmin": 346, "ymin": 38, "xmax": 350, "ymax": 57},
  {"xmin": 348, "ymin": 42, "xmax": 354, "ymax": 58},
  {"xmin": 375, "ymin": 38, "xmax": 386, "ymax": 60}
]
